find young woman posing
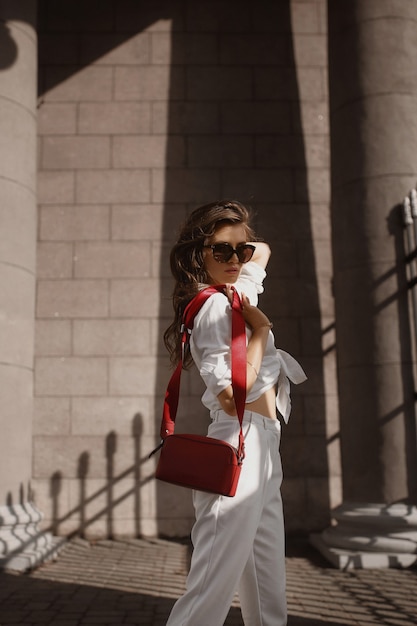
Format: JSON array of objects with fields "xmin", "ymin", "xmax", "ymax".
[{"xmin": 164, "ymin": 200, "xmax": 306, "ymax": 626}]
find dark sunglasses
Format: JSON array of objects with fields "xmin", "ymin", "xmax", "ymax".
[{"xmin": 204, "ymin": 243, "xmax": 256, "ymax": 264}]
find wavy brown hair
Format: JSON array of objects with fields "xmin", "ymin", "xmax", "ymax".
[{"xmin": 164, "ymin": 200, "xmax": 257, "ymax": 368}]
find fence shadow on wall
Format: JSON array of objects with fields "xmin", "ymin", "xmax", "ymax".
[
  {"xmin": 50, "ymin": 414, "xmax": 149, "ymax": 540},
  {"xmin": 1, "ymin": 413, "xmax": 158, "ymax": 573}
]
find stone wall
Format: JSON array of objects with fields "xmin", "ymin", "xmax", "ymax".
[
  {"xmin": 0, "ymin": 1, "xmax": 37, "ymax": 505},
  {"xmin": 33, "ymin": 0, "xmax": 338, "ymax": 537}
]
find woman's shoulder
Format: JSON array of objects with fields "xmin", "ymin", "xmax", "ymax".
[
  {"xmin": 191, "ymin": 290, "xmax": 231, "ymax": 348},
  {"xmin": 193, "ymin": 289, "xmax": 230, "ymax": 327}
]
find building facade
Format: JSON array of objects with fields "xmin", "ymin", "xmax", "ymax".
[{"xmin": 1, "ymin": 0, "xmax": 416, "ymax": 568}]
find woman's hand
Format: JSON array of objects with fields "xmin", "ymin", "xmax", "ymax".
[
  {"xmin": 241, "ymin": 293, "xmax": 272, "ymax": 331},
  {"xmin": 219, "ymin": 288, "xmax": 272, "ymax": 410},
  {"xmin": 224, "ymin": 285, "xmax": 272, "ymax": 331}
]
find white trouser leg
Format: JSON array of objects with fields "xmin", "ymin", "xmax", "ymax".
[
  {"xmin": 166, "ymin": 411, "xmax": 287, "ymax": 626},
  {"xmin": 238, "ymin": 436, "xmax": 286, "ymax": 626}
]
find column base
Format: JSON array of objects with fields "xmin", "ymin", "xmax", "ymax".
[
  {"xmin": 310, "ymin": 502, "xmax": 417, "ymax": 569},
  {"xmin": 0, "ymin": 502, "xmax": 65, "ymax": 572}
]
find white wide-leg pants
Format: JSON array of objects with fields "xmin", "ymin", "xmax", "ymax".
[{"xmin": 166, "ymin": 410, "xmax": 287, "ymax": 626}]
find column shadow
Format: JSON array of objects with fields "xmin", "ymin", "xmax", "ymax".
[{"xmin": 157, "ymin": 0, "xmax": 329, "ymax": 534}]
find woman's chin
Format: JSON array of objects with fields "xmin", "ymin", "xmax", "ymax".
[{"xmin": 223, "ymin": 272, "xmax": 239, "ymax": 283}]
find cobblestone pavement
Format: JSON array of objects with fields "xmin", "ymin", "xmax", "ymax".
[{"xmin": 0, "ymin": 537, "xmax": 417, "ymax": 626}]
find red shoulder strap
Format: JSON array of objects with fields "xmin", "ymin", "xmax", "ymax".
[
  {"xmin": 160, "ymin": 286, "xmax": 246, "ymax": 459},
  {"xmin": 230, "ymin": 289, "xmax": 246, "ymax": 458}
]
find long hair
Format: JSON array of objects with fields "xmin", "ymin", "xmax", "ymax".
[{"xmin": 164, "ymin": 200, "xmax": 257, "ymax": 367}]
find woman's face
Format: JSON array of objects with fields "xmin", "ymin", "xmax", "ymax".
[{"xmin": 203, "ymin": 222, "xmax": 249, "ymax": 285}]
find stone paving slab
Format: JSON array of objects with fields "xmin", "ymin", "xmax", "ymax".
[{"xmin": 0, "ymin": 537, "xmax": 416, "ymax": 626}]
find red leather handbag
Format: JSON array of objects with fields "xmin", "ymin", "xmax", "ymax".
[{"xmin": 150, "ymin": 285, "xmax": 247, "ymax": 497}]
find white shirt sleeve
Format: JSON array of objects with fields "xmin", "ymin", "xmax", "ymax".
[
  {"xmin": 190, "ymin": 292, "xmax": 233, "ymax": 398},
  {"xmin": 235, "ymin": 261, "xmax": 266, "ymax": 305}
]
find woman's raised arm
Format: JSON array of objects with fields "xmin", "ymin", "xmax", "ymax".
[{"xmin": 249, "ymin": 241, "xmax": 271, "ymax": 269}]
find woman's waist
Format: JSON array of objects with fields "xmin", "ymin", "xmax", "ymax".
[
  {"xmin": 210, "ymin": 386, "xmax": 277, "ymax": 420},
  {"xmin": 245, "ymin": 386, "xmax": 276, "ymax": 419},
  {"xmin": 202, "ymin": 383, "xmax": 277, "ymax": 417},
  {"xmin": 210, "ymin": 408, "xmax": 281, "ymax": 430}
]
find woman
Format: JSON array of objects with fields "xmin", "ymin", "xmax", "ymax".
[{"xmin": 164, "ymin": 200, "xmax": 306, "ymax": 626}]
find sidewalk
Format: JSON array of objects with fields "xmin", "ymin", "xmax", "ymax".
[{"xmin": 0, "ymin": 536, "xmax": 416, "ymax": 626}]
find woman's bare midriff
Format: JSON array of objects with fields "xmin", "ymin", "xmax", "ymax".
[
  {"xmin": 219, "ymin": 386, "xmax": 277, "ymax": 420},
  {"xmin": 245, "ymin": 386, "xmax": 276, "ymax": 419}
]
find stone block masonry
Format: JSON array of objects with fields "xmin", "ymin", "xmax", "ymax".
[{"xmin": 34, "ymin": 0, "xmax": 336, "ymax": 541}]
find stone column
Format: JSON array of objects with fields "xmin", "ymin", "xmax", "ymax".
[
  {"xmin": 0, "ymin": 0, "xmax": 58, "ymax": 571},
  {"xmin": 312, "ymin": 0, "xmax": 417, "ymax": 567}
]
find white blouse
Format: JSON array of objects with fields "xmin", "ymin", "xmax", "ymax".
[{"xmin": 190, "ymin": 262, "xmax": 307, "ymax": 423}]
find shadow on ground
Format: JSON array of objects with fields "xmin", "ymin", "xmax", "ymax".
[
  {"xmin": 0, "ymin": 571, "xmax": 352, "ymax": 626},
  {"xmin": 0, "ymin": 537, "xmax": 416, "ymax": 626}
]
